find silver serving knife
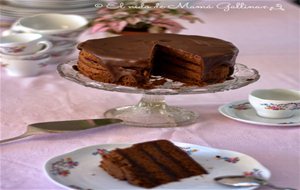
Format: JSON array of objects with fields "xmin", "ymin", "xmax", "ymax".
[{"xmin": 0, "ymin": 118, "xmax": 123, "ymax": 144}]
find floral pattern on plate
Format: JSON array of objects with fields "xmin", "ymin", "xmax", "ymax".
[
  {"xmin": 45, "ymin": 142, "xmax": 271, "ymax": 190},
  {"xmin": 50, "ymin": 157, "xmax": 79, "ymax": 177},
  {"xmin": 229, "ymin": 102, "xmax": 252, "ymax": 110},
  {"xmin": 243, "ymin": 168, "xmax": 263, "ymax": 178},
  {"xmin": 215, "ymin": 155, "xmax": 240, "ymax": 163},
  {"xmin": 219, "ymin": 100, "xmax": 300, "ymax": 126},
  {"xmin": 92, "ymin": 148, "xmax": 110, "ymax": 156}
]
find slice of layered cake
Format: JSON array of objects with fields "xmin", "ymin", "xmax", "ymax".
[
  {"xmin": 77, "ymin": 34, "xmax": 238, "ymax": 88},
  {"xmin": 100, "ymin": 140, "xmax": 208, "ymax": 188}
]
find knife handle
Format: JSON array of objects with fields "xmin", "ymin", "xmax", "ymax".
[
  {"xmin": 0, "ymin": 127, "xmax": 44, "ymax": 145},
  {"xmin": 0, "ymin": 133, "xmax": 33, "ymax": 144}
]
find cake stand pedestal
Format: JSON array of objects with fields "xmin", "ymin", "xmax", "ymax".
[
  {"xmin": 104, "ymin": 95, "xmax": 197, "ymax": 127},
  {"xmin": 58, "ymin": 61, "xmax": 259, "ymax": 127}
]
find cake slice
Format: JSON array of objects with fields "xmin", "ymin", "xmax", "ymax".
[{"xmin": 100, "ymin": 140, "xmax": 208, "ymax": 188}]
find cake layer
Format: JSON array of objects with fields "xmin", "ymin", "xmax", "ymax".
[
  {"xmin": 78, "ymin": 50, "xmax": 151, "ymax": 86},
  {"xmin": 100, "ymin": 140, "xmax": 208, "ymax": 188}
]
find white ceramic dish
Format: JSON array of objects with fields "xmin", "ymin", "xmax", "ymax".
[
  {"xmin": 12, "ymin": 13, "xmax": 89, "ymax": 35},
  {"xmin": 219, "ymin": 100, "xmax": 300, "ymax": 126},
  {"xmin": 44, "ymin": 142, "xmax": 270, "ymax": 190}
]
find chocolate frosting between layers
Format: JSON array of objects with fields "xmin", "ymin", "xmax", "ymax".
[{"xmin": 77, "ymin": 34, "xmax": 239, "ymax": 78}]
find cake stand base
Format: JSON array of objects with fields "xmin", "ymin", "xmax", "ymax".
[{"xmin": 104, "ymin": 95, "xmax": 198, "ymax": 127}]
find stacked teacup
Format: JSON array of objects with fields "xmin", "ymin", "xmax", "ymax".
[
  {"xmin": 0, "ymin": 33, "xmax": 52, "ymax": 77},
  {"xmin": 1, "ymin": 13, "xmax": 89, "ymax": 77}
]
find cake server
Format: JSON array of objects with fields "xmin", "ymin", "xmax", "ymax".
[
  {"xmin": 0, "ymin": 118, "xmax": 123, "ymax": 144},
  {"xmin": 214, "ymin": 175, "xmax": 296, "ymax": 190}
]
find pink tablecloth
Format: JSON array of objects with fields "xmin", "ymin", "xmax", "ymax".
[{"xmin": 1, "ymin": 1, "xmax": 299, "ymax": 189}]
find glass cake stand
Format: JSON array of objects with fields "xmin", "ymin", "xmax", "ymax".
[{"xmin": 57, "ymin": 60, "xmax": 260, "ymax": 127}]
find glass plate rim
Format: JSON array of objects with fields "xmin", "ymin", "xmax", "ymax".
[{"xmin": 57, "ymin": 60, "xmax": 260, "ymax": 95}]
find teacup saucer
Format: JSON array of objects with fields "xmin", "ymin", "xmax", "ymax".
[{"xmin": 218, "ymin": 100, "xmax": 300, "ymax": 126}]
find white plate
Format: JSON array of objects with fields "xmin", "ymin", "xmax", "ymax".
[
  {"xmin": 219, "ymin": 100, "xmax": 300, "ymax": 126},
  {"xmin": 44, "ymin": 142, "xmax": 270, "ymax": 190}
]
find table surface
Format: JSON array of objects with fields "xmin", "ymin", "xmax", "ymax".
[{"xmin": 1, "ymin": 1, "xmax": 299, "ymax": 190}]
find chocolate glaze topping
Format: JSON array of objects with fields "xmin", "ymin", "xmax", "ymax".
[{"xmin": 77, "ymin": 34, "xmax": 238, "ymax": 82}]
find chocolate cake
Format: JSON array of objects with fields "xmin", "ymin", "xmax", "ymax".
[
  {"xmin": 100, "ymin": 140, "xmax": 208, "ymax": 188},
  {"xmin": 77, "ymin": 34, "xmax": 238, "ymax": 87}
]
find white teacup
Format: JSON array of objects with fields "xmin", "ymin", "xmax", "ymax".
[
  {"xmin": 249, "ymin": 89, "xmax": 300, "ymax": 119},
  {"xmin": 11, "ymin": 13, "xmax": 88, "ymax": 37},
  {"xmin": 0, "ymin": 33, "xmax": 52, "ymax": 56},
  {"xmin": 1, "ymin": 55, "xmax": 50, "ymax": 77}
]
